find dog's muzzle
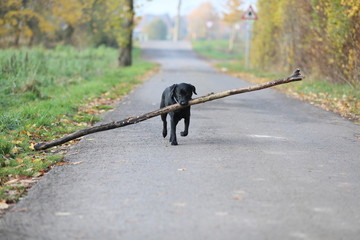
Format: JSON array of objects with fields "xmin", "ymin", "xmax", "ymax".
[{"xmin": 173, "ymin": 96, "xmax": 188, "ymax": 106}]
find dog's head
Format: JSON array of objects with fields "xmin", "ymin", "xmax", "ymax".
[{"xmin": 170, "ymin": 83, "xmax": 197, "ymax": 106}]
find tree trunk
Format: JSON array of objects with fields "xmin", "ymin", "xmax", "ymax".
[
  {"xmin": 173, "ymin": 0, "xmax": 182, "ymax": 42},
  {"xmin": 118, "ymin": 40, "xmax": 132, "ymax": 66},
  {"xmin": 118, "ymin": 0, "xmax": 134, "ymax": 67},
  {"xmin": 228, "ymin": 25, "xmax": 236, "ymax": 52},
  {"xmin": 34, "ymin": 69, "xmax": 303, "ymax": 151},
  {"xmin": 64, "ymin": 24, "xmax": 75, "ymax": 45}
]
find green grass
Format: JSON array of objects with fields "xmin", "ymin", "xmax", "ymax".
[
  {"xmin": 0, "ymin": 45, "xmax": 118, "ymax": 110},
  {"xmin": 0, "ymin": 46, "xmax": 156, "ymax": 201},
  {"xmin": 192, "ymin": 40, "xmax": 360, "ymax": 122},
  {"xmin": 192, "ymin": 40, "xmax": 244, "ymax": 60},
  {"xmin": 216, "ymin": 61, "xmax": 285, "ymax": 79},
  {"xmin": 283, "ymin": 80, "xmax": 360, "ymax": 117}
]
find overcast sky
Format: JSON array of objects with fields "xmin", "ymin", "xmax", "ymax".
[{"xmin": 136, "ymin": 0, "xmax": 257, "ymax": 17}]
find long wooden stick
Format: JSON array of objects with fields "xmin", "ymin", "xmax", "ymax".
[{"xmin": 34, "ymin": 69, "xmax": 303, "ymax": 150}]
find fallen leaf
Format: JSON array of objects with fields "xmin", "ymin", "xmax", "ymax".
[
  {"xmin": 214, "ymin": 166, "xmax": 225, "ymax": 168},
  {"xmin": 173, "ymin": 202, "xmax": 187, "ymax": 207},
  {"xmin": 11, "ymin": 147, "xmax": 20, "ymax": 154},
  {"xmin": 20, "ymin": 179, "xmax": 35, "ymax": 185},
  {"xmin": 233, "ymin": 190, "xmax": 246, "ymax": 200},
  {"xmin": 232, "ymin": 196, "xmax": 245, "ymax": 200},
  {"xmin": 72, "ymin": 161, "xmax": 83, "ymax": 165},
  {"xmin": 17, "ymin": 175, "xmax": 31, "ymax": 180},
  {"xmin": 177, "ymin": 168, "xmax": 187, "ymax": 171},
  {"xmin": 14, "ymin": 164, "xmax": 25, "ymax": 169},
  {"xmin": 32, "ymin": 172, "xmax": 43, "ymax": 177},
  {"xmin": 0, "ymin": 202, "xmax": 9, "ymax": 210},
  {"xmin": 29, "ymin": 143, "xmax": 35, "ymax": 150},
  {"xmin": 32, "ymin": 158, "xmax": 43, "ymax": 163},
  {"xmin": 55, "ymin": 212, "xmax": 71, "ymax": 216},
  {"xmin": 5, "ymin": 179, "xmax": 19, "ymax": 185},
  {"xmin": 215, "ymin": 211, "xmax": 228, "ymax": 216},
  {"xmin": 16, "ymin": 158, "xmax": 24, "ymax": 164},
  {"xmin": 56, "ymin": 162, "xmax": 70, "ymax": 166}
]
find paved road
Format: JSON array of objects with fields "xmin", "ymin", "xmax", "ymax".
[{"xmin": 1, "ymin": 41, "xmax": 360, "ymax": 240}]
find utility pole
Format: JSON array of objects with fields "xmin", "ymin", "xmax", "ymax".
[
  {"xmin": 244, "ymin": 21, "xmax": 251, "ymax": 68},
  {"xmin": 242, "ymin": 5, "xmax": 258, "ymax": 68},
  {"xmin": 173, "ymin": 0, "xmax": 182, "ymax": 41}
]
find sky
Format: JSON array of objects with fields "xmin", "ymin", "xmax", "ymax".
[{"xmin": 135, "ymin": 0, "xmax": 257, "ymax": 17}]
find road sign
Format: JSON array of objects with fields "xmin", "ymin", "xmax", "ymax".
[
  {"xmin": 242, "ymin": 5, "xmax": 258, "ymax": 68},
  {"xmin": 206, "ymin": 21, "xmax": 213, "ymax": 29},
  {"xmin": 242, "ymin": 5, "xmax": 258, "ymax": 20}
]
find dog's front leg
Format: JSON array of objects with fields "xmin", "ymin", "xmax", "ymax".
[
  {"xmin": 181, "ymin": 116, "xmax": 189, "ymax": 137},
  {"xmin": 170, "ymin": 118, "xmax": 179, "ymax": 145},
  {"xmin": 161, "ymin": 113, "xmax": 167, "ymax": 138}
]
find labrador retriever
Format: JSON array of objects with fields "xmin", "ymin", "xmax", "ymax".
[{"xmin": 160, "ymin": 83, "xmax": 197, "ymax": 145}]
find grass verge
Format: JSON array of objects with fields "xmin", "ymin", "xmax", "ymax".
[
  {"xmin": 0, "ymin": 46, "xmax": 156, "ymax": 208},
  {"xmin": 192, "ymin": 40, "xmax": 359, "ymax": 123},
  {"xmin": 192, "ymin": 39, "xmax": 244, "ymax": 60}
]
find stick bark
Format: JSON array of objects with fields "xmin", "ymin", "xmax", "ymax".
[{"xmin": 34, "ymin": 69, "xmax": 303, "ymax": 150}]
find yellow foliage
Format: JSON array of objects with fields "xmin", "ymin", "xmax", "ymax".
[
  {"xmin": 223, "ymin": 0, "xmax": 243, "ymax": 25},
  {"xmin": 52, "ymin": 0, "xmax": 84, "ymax": 26},
  {"xmin": 5, "ymin": 0, "xmax": 22, "ymax": 9},
  {"xmin": 341, "ymin": 0, "xmax": 360, "ymax": 17},
  {"xmin": 0, "ymin": 0, "xmax": 134, "ymax": 48},
  {"xmin": 188, "ymin": 2, "xmax": 219, "ymax": 40},
  {"xmin": 251, "ymin": 0, "xmax": 360, "ymax": 86}
]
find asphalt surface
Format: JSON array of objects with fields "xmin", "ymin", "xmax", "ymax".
[{"xmin": 1, "ymin": 41, "xmax": 360, "ymax": 240}]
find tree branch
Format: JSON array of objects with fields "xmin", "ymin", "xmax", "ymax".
[{"xmin": 34, "ymin": 69, "xmax": 303, "ymax": 150}]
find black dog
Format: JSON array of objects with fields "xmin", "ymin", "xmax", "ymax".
[{"xmin": 160, "ymin": 83, "xmax": 197, "ymax": 145}]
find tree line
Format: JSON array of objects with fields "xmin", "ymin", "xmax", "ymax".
[
  {"xmin": 251, "ymin": 0, "xmax": 359, "ymax": 86},
  {"xmin": 0, "ymin": 0, "xmax": 134, "ymax": 66}
]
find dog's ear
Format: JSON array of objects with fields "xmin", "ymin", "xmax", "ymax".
[
  {"xmin": 169, "ymin": 84, "xmax": 177, "ymax": 98},
  {"xmin": 190, "ymin": 84, "xmax": 197, "ymax": 95}
]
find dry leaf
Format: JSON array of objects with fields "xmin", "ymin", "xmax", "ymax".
[
  {"xmin": 215, "ymin": 211, "xmax": 228, "ymax": 216},
  {"xmin": 0, "ymin": 202, "xmax": 9, "ymax": 210},
  {"xmin": 173, "ymin": 202, "xmax": 187, "ymax": 207},
  {"xmin": 5, "ymin": 179, "xmax": 19, "ymax": 185},
  {"xmin": 32, "ymin": 172, "xmax": 43, "ymax": 177},
  {"xmin": 72, "ymin": 161, "xmax": 83, "ymax": 165},
  {"xmin": 14, "ymin": 164, "xmax": 25, "ymax": 169},
  {"xmin": 20, "ymin": 179, "xmax": 35, "ymax": 185},
  {"xmin": 29, "ymin": 143, "xmax": 35, "ymax": 150},
  {"xmin": 55, "ymin": 212, "xmax": 71, "ymax": 216},
  {"xmin": 232, "ymin": 196, "xmax": 245, "ymax": 200},
  {"xmin": 56, "ymin": 162, "xmax": 70, "ymax": 166},
  {"xmin": 16, "ymin": 158, "xmax": 24, "ymax": 164}
]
